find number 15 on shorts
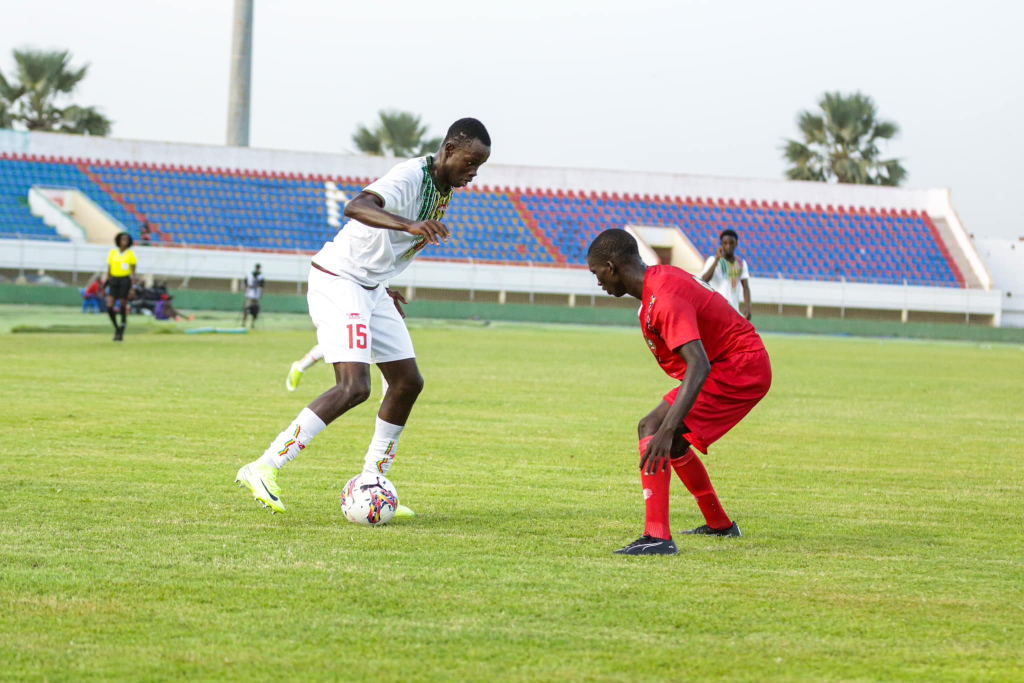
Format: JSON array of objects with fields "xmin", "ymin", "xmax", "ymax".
[{"xmin": 347, "ymin": 323, "xmax": 367, "ymax": 349}]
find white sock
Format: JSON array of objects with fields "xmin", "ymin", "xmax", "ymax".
[
  {"xmin": 257, "ymin": 407, "xmax": 328, "ymax": 470},
  {"xmin": 362, "ymin": 416, "xmax": 404, "ymax": 476},
  {"xmin": 297, "ymin": 345, "xmax": 324, "ymax": 372}
]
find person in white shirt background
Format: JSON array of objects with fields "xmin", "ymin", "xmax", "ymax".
[
  {"xmin": 241, "ymin": 263, "xmax": 265, "ymax": 329},
  {"xmin": 701, "ymin": 229, "xmax": 752, "ymax": 320},
  {"xmin": 236, "ymin": 118, "xmax": 491, "ymax": 515}
]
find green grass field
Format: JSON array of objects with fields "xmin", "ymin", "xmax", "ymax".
[{"xmin": 1, "ymin": 306, "xmax": 1022, "ymax": 681}]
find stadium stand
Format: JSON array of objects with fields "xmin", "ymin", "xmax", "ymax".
[
  {"xmin": 89, "ymin": 162, "xmax": 328, "ymax": 250},
  {"xmin": 0, "ymin": 153, "xmax": 964, "ymax": 287},
  {"xmin": 516, "ymin": 190, "xmax": 964, "ymax": 287},
  {"xmin": 0, "ymin": 157, "xmax": 72, "ymax": 241},
  {"xmin": 0, "ymin": 156, "xmax": 141, "ymax": 241}
]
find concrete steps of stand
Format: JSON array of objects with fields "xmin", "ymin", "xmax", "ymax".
[{"xmin": 932, "ymin": 217, "xmax": 983, "ymax": 289}]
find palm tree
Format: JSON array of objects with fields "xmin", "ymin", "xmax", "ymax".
[
  {"xmin": 352, "ymin": 110, "xmax": 442, "ymax": 157},
  {"xmin": 782, "ymin": 92, "xmax": 906, "ymax": 186},
  {"xmin": 0, "ymin": 49, "xmax": 111, "ymax": 135},
  {"xmin": 0, "ymin": 69, "xmax": 17, "ymax": 129}
]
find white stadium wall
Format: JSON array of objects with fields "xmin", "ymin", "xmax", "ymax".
[
  {"xmin": 0, "ymin": 130, "xmax": 1012, "ymax": 325},
  {"xmin": 0, "ymin": 238, "xmax": 1003, "ymax": 326},
  {"xmin": 976, "ymin": 239, "xmax": 1024, "ymax": 327}
]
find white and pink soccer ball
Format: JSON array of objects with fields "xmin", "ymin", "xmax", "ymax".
[{"xmin": 340, "ymin": 473, "xmax": 399, "ymax": 526}]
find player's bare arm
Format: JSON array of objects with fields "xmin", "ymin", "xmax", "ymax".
[
  {"xmin": 387, "ymin": 288, "xmax": 408, "ymax": 318},
  {"xmin": 640, "ymin": 340, "xmax": 711, "ymax": 475},
  {"xmin": 343, "ymin": 192, "xmax": 450, "ymax": 245},
  {"xmin": 741, "ymin": 278, "xmax": 752, "ymax": 320},
  {"xmin": 701, "ymin": 246, "xmax": 723, "ymax": 282}
]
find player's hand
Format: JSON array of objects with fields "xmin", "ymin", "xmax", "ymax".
[
  {"xmin": 745, "ymin": 305, "xmax": 752, "ymax": 321},
  {"xmin": 408, "ymin": 220, "xmax": 449, "ymax": 246},
  {"xmin": 387, "ymin": 287, "xmax": 407, "ymax": 319},
  {"xmin": 640, "ymin": 429, "xmax": 674, "ymax": 475},
  {"xmin": 715, "ymin": 245, "xmax": 725, "ymax": 260}
]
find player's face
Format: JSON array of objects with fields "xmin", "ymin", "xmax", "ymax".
[
  {"xmin": 117, "ymin": 235, "xmax": 130, "ymax": 249},
  {"xmin": 588, "ymin": 258, "xmax": 626, "ymax": 297},
  {"xmin": 720, "ymin": 235, "xmax": 737, "ymax": 258},
  {"xmin": 444, "ymin": 140, "xmax": 490, "ymax": 188}
]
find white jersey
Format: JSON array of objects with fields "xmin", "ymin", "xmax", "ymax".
[
  {"xmin": 245, "ymin": 273, "xmax": 264, "ymax": 300},
  {"xmin": 702, "ymin": 256, "xmax": 749, "ymax": 312},
  {"xmin": 313, "ymin": 156, "xmax": 452, "ymax": 287}
]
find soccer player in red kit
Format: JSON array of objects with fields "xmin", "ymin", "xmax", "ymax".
[{"xmin": 587, "ymin": 229, "xmax": 772, "ymax": 555}]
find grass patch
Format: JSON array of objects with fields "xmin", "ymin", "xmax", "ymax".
[{"xmin": 1, "ymin": 321, "xmax": 1022, "ymax": 680}]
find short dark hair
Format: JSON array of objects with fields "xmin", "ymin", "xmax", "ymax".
[
  {"xmin": 587, "ymin": 228, "xmax": 640, "ymax": 263},
  {"xmin": 444, "ymin": 118, "xmax": 490, "ymax": 148},
  {"xmin": 720, "ymin": 229, "xmax": 738, "ymax": 241},
  {"xmin": 115, "ymin": 231, "xmax": 134, "ymax": 248}
]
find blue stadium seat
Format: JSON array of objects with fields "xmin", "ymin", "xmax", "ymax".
[{"xmin": 0, "ymin": 154, "xmax": 963, "ymax": 284}]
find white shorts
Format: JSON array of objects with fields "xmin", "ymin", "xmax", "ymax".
[{"xmin": 307, "ymin": 267, "xmax": 415, "ymax": 365}]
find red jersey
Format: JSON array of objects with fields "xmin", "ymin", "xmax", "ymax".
[{"xmin": 640, "ymin": 265, "xmax": 765, "ymax": 381}]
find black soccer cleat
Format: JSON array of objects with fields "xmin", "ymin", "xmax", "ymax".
[
  {"xmin": 113, "ymin": 326, "xmax": 123, "ymax": 342},
  {"xmin": 681, "ymin": 522, "xmax": 743, "ymax": 537},
  {"xmin": 613, "ymin": 535, "xmax": 679, "ymax": 556}
]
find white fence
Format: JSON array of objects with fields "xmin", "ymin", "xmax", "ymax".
[{"xmin": 0, "ymin": 239, "xmax": 1004, "ymax": 324}]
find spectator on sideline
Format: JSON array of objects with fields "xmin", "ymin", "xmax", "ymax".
[
  {"xmin": 155, "ymin": 294, "xmax": 193, "ymax": 322},
  {"xmin": 701, "ymin": 229, "xmax": 752, "ymax": 320},
  {"xmin": 83, "ymin": 277, "xmax": 106, "ymax": 312},
  {"xmin": 131, "ymin": 280, "xmax": 168, "ymax": 315},
  {"xmin": 139, "ymin": 221, "xmax": 153, "ymax": 246},
  {"xmin": 242, "ymin": 263, "xmax": 265, "ymax": 329}
]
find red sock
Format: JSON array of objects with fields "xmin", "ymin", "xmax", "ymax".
[
  {"xmin": 671, "ymin": 448, "xmax": 732, "ymax": 530},
  {"xmin": 639, "ymin": 436, "xmax": 672, "ymax": 540}
]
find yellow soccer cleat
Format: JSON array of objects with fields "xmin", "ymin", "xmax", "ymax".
[
  {"xmin": 285, "ymin": 362, "xmax": 304, "ymax": 392},
  {"xmin": 236, "ymin": 462, "xmax": 286, "ymax": 514},
  {"xmin": 394, "ymin": 504, "xmax": 415, "ymax": 519}
]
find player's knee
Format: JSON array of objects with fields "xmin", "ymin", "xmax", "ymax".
[
  {"xmin": 333, "ymin": 380, "xmax": 371, "ymax": 408},
  {"xmin": 350, "ymin": 382, "xmax": 372, "ymax": 406},
  {"xmin": 638, "ymin": 415, "xmax": 661, "ymax": 439},
  {"xmin": 391, "ymin": 370, "xmax": 424, "ymax": 399}
]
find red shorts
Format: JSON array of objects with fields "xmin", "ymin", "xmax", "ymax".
[{"xmin": 664, "ymin": 348, "xmax": 772, "ymax": 454}]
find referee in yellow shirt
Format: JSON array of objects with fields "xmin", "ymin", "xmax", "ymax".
[{"xmin": 106, "ymin": 232, "xmax": 137, "ymax": 342}]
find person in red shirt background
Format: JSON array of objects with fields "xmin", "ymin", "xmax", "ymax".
[
  {"xmin": 587, "ymin": 229, "xmax": 772, "ymax": 555},
  {"xmin": 83, "ymin": 277, "xmax": 106, "ymax": 312},
  {"xmin": 84, "ymin": 278, "xmax": 103, "ymax": 298}
]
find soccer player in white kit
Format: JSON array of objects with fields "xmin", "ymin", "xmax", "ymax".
[
  {"xmin": 700, "ymin": 229, "xmax": 752, "ymax": 320},
  {"xmin": 285, "ymin": 344, "xmax": 389, "ymax": 402},
  {"xmin": 236, "ymin": 118, "xmax": 491, "ymax": 514},
  {"xmin": 285, "ymin": 345, "xmax": 325, "ymax": 392}
]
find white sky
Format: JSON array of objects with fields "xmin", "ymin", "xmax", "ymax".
[{"xmin": 2, "ymin": 0, "xmax": 1022, "ymax": 238}]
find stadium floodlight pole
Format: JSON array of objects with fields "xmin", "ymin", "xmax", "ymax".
[{"xmin": 226, "ymin": 0, "xmax": 254, "ymax": 147}]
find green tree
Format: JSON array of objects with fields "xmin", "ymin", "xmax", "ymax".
[
  {"xmin": 782, "ymin": 92, "xmax": 906, "ymax": 186},
  {"xmin": 352, "ymin": 110, "xmax": 442, "ymax": 157},
  {"xmin": 0, "ymin": 69, "xmax": 17, "ymax": 129},
  {"xmin": 0, "ymin": 48, "xmax": 111, "ymax": 135}
]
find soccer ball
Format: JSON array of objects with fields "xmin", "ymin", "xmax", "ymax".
[{"xmin": 340, "ymin": 473, "xmax": 399, "ymax": 526}]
